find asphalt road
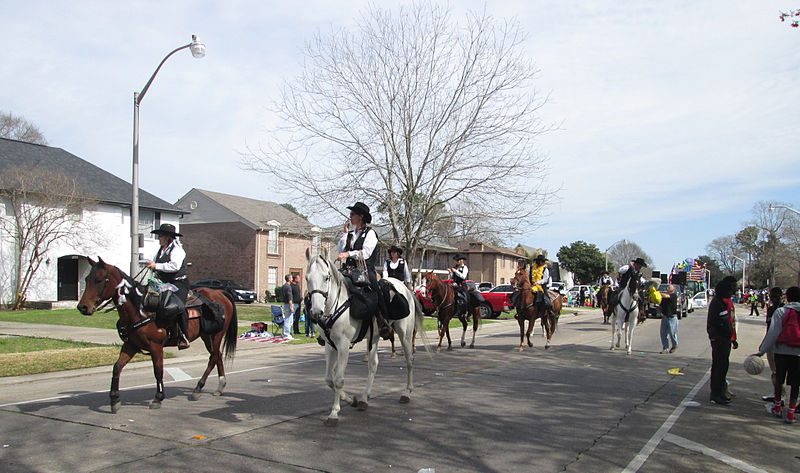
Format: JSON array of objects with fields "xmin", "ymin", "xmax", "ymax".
[{"xmin": 0, "ymin": 306, "xmax": 794, "ymax": 473}]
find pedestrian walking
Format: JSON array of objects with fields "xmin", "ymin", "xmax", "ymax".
[{"xmin": 659, "ymin": 285, "xmax": 679, "ymax": 353}]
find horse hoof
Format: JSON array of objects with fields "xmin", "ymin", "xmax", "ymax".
[
  {"xmin": 110, "ymin": 401, "xmax": 121, "ymax": 414},
  {"xmin": 357, "ymin": 401, "xmax": 369, "ymax": 411},
  {"xmin": 189, "ymin": 392, "xmax": 201, "ymax": 401},
  {"xmin": 610, "ymin": 347, "xmax": 615, "ymax": 351},
  {"xmin": 518, "ymin": 347, "xmax": 524, "ymax": 352},
  {"xmin": 212, "ymin": 390, "xmax": 223, "ymax": 397},
  {"xmin": 447, "ymin": 346, "xmax": 453, "ymax": 351},
  {"xmin": 527, "ymin": 342, "xmax": 533, "ymax": 347},
  {"xmin": 350, "ymin": 397, "xmax": 359, "ymax": 408},
  {"xmin": 436, "ymin": 347, "xmax": 442, "ymax": 352},
  {"xmin": 325, "ymin": 417, "xmax": 339, "ymax": 427},
  {"xmin": 391, "ymin": 353, "xmax": 397, "ymax": 359},
  {"xmin": 545, "ymin": 344, "xmax": 551, "ymax": 350},
  {"xmin": 461, "ymin": 342, "xmax": 466, "ymax": 347},
  {"xmin": 399, "ymin": 395, "xmax": 410, "ymax": 404},
  {"xmin": 149, "ymin": 400, "xmax": 161, "ymax": 410}
]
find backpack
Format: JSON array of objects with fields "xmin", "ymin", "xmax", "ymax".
[{"xmin": 777, "ymin": 308, "xmax": 800, "ymax": 347}]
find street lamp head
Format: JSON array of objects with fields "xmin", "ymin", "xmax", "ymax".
[
  {"xmin": 190, "ymin": 35, "xmax": 206, "ymax": 58},
  {"xmin": 769, "ymin": 205, "xmax": 776, "ymax": 213}
]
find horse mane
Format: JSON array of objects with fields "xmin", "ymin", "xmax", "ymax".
[
  {"xmin": 95, "ymin": 261, "xmax": 145, "ymax": 308},
  {"xmin": 513, "ymin": 269, "xmax": 531, "ymax": 289}
]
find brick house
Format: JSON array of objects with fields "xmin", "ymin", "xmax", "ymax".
[
  {"xmin": 175, "ymin": 189, "xmax": 332, "ymax": 300},
  {"xmin": 456, "ymin": 241, "xmax": 522, "ymax": 286}
]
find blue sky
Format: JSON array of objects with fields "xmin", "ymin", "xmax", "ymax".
[{"xmin": 1, "ymin": 1, "xmax": 798, "ymax": 273}]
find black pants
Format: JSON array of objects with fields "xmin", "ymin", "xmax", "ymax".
[
  {"xmin": 750, "ymin": 303, "xmax": 759, "ymax": 316},
  {"xmin": 710, "ymin": 339, "xmax": 731, "ymax": 399},
  {"xmin": 774, "ymin": 353, "xmax": 800, "ymax": 402},
  {"xmin": 292, "ymin": 303, "xmax": 302, "ymax": 334}
]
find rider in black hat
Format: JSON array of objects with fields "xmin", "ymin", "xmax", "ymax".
[
  {"xmin": 383, "ymin": 245, "xmax": 412, "ymax": 288},
  {"xmin": 336, "ymin": 202, "xmax": 392, "ymax": 339},
  {"xmin": 608, "ymin": 257, "xmax": 648, "ymax": 313},
  {"xmin": 531, "ymin": 254, "xmax": 552, "ymax": 314},
  {"xmin": 145, "ymin": 223, "xmax": 190, "ymax": 349}
]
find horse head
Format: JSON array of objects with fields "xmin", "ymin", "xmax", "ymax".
[
  {"xmin": 77, "ymin": 256, "xmax": 122, "ymax": 315},
  {"xmin": 305, "ymin": 253, "xmax": 339, "ymax": 320},
  {"xmin": 510, "ymin": 269, "xmax": 530, "ymax": 290}
]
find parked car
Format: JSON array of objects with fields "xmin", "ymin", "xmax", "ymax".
[
  {"xmin": 567, "ymin": 285, "xmax": 595, "ymax": 306},
  {"xmin": 688, "ymin": 292, "xmax": 708, "ymax": 312},
  {"xmin": 481, "ymin": 284, "xmax": 515, "ymax": 318},
  {"xmin": 646, "ymin": 283, "xmax": 689, "ymax": 318},
  {"xmin": 550, "ymin": 281, "xmax": 567, "ymax": 295},
  {"xmin": 415, "ymin": 279, "xmax": 500, "ymax": 319},
  {"xmin": 190, "ymin": 279, "xmax": 258, "ymax": 303},
  {"xmin": 477, "ymin": 281, "xmax": 494, "ymax": 292}
]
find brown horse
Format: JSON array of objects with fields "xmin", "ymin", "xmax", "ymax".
[
  {"xmin": 598, "ymin": 285, "xmax": 612, "ymax": 324},
  {"xmin": 424, "ymin": 271, "xmax": 480, "ymax": 351},
  {"xmin": 77, "ymin": 257, "xmax": 237, "ymax": 413},
  {"xmin": 510, "ymin": 269, "xmax": 562, "ymax": 351}
]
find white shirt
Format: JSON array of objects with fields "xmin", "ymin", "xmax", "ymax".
[
  {"xmin": 154, "ymin": 240, "xmax": 185, "ymax": 273},
  {"xmin": 535, "ymin": 267, "xmax": 551, "ymax": 286},
  {"xmin": 451, "ymin": 264, "xmax": 468, "ymax": 281},
  {"xmin": 383, "ymin": 258, "xmax": 412, "ymax": 283},
  {"xmin": 337, "ymin": 227, "xmax": 378, "ymax": 261}
]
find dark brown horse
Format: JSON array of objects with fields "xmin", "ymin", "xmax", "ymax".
[
  {"xmin": 510, "ymin": 269, "xmax": 562, "ymax": 351},
  {"xmin": 424, "ymin": 271, "xmax": 480, "ymax": 351},
  {"xmin": 77, "ymin": 257, "xmax": 237, "ymax": 413},
  {"xmin": 598, "ymin": 285, "xmax": 612, "ymax": 324}
]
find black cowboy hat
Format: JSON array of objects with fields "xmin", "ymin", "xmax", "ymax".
[
  {"xmin": 534, "ymin": 254, "xmax": 547, "ymax": 263},
  {"xmin": 387, "ymin": 245, "xmax": 403, "ymax": 255},
  {"xmin": 517, "ymin": 258, "xmax": 527, "ymax": 265},
  {"xmin": 602, "ymin": 270, "xmax": 610, "ymax": 274},
  {"xmin": 347, "ymin": 202, "xmax": 372, "ymax": 224},
  {"xmin": 633, "ymin": 257, "xmax": 648, "ymax": 267},
  {"xmin": 151, "ymin": 223, "xmax": 182, "ymax": 237},
  {"xmin": 453, "ymin": 253, "xmax": 466, "ymax": 261}
]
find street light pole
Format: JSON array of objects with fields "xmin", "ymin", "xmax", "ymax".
[
  {"xmin": 731, "ymin": 255, "xmax": 746, "ymax": 290},
  {"xmin": 769, "ymin": 204, "xmax": 800, "ymax": 217},
  {"xmin": 130, "ymin": 35, "xmax": 205, "ymax": 276}
]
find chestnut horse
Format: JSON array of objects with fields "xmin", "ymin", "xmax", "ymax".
[
  {"xmin": 77, "ymin": 257, "xmax": 237, "ymax": 413},
  {"xmin": 598, "ymin": 285, "xmax": 612, "ymax": 324},
  {"xmin": 424, "ymin": 271, "xmax": 480, "ymax": 351},
  {"xmin": 510, "ymin": 269, "xmax": 562, "ymax": 351}
]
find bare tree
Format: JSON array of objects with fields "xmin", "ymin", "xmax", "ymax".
[
  {"xmin": 243, "ymin": 2, "xmax": 554, "ymax": 266},
  {"xmin": 781, "ymin": 213, "xmax": 800, "ymax": 285},
  {"xmin": 0, "ymin": 111, "xmax": 47, "ymax": 145},
  {"xmin": 606, "ymin": 240, "xmax": 652, "ymax": 273},
  {"xmin": 749, "ymin": 200, "xmax": 790, "ymax": 287},
  {"xmin": 0, "ymin": 167, "xmax": 99, "ymax": 309},
  {"xmin": 706, "ymin": 235, "xmax": 741, "ymax": 275}
]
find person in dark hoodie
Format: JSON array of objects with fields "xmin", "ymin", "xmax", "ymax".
[{"xmin": 707, "ymin": 276, "xmax": 739, "ymax": 405}]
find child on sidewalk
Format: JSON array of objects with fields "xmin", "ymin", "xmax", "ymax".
[{"xmin": 754, "ymin": 286, "xmax": 800, "ymax": 424}]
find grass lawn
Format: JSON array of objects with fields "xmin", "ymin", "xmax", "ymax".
[{"xmin": 0, "ymin": 336, "xmax": 163, "ymax": 377}]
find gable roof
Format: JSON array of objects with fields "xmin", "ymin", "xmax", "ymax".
[
  {"xmin": 176, "ymin": 188, "xmax": 319, "ymax": 234},
  {"xmin": 0, "ymin": 137, "xmax": 181, "ymax": 213}
]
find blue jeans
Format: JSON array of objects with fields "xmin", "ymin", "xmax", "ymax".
[
  {"xmin": 282, "ymin": 303, "xmax": 294, "ymax": 338},
  {"xmin": 660, "ymin": 315, "xmax": 678, "ymax": 350}
]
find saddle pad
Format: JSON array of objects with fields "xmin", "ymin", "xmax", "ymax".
[
  {"xmin": 185, "ymin": 291, "xmax": 202, "ymax": 309},
  {"xmin": 187, "ymin": 308, "xmax": 200, "ymax": 319},
  {"xmin": 547, "ymin": 290, "xmax": 560, "ymax": 302}
]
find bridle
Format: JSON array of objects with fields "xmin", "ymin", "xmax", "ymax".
[
  {"xmin": 426, "ymin": 277, "xmax": 454, "ymax": 311},
  {"xmin": 88, "ymin": 264, "xmax": 154, "ymax": 341},
  {"xmin": 307, "ymin": 257, "xmax": 352, "ymax": 350}
]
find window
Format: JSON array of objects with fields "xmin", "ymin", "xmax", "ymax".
[
  {"xmin": 500, "ymin": 277, "xmax": 505, "ymax": 284},
  {"xmin": 268, "ymin": 267, "xmax": 278, "ymax": 291},
  {"xmin": 139, "ymin": 210, "xmax": 155, "ymax": 238},
  {"xmin": 267, "ymin": 228, "xmax": 279, "ymax": 254},
  {"xmin": 501, "ymin": 255, "xmax": 505, "ymax": 268}
]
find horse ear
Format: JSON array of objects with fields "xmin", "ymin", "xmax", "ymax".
[
  {"xmin": 87, "ymin": 256, "xmax": 96, "ymax": 266},
  {"xmin": 97, "ymin": 256, "xmax": 106, "ymax": 267}
]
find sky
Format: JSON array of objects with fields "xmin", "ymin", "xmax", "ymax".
[{"xmin": 2, "ymin": 0, "xmax": 799, "ymax": 273}]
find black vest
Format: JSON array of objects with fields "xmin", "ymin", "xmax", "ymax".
[
  {"xmin": 154, "ymin": 243, "xmax": 188, "ymax": 283},
  {"xmin": 344, "ymin": 227, "xmax": 378, "ymax": 276},
  {"xmin": 451, "ymin": 264, "xmax": 467, "ymax": 285},
  {"xmin": 386, "ymin": 258, "xmax": 407, "ymax": 281}
]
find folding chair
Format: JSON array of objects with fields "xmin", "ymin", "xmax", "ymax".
[{"xmin": 270, "ymin": 305, "xmax": 285, "ymax": 336}]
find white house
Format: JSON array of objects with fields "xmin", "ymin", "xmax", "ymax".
[{"xmin": 0, "ymin": 138, "xmax": 184, "ymax": 305}]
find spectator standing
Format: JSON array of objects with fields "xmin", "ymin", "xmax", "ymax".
[
  {"xmin": 754, "ymin": 286, "xmax": 800, "ymax": 424},
  {"xmin": 578, "ymin": 287, "xmax": 586, "ymax": 307},
  {"xmin": 659, "ymin": 285, "xmax": 679, "ymax": 353},
  {"xmin": 291, "ymin": 274, "xmax": 303, "ymax": 335},
  {"xmin": 750, "ymin": 291, "xmax": 760, "ymax": 317},
  {"xmin": 707, "ymin": 276, "xmax": 738, "ymax": 405},
  {"xmin": 304, "ymin": 289, "xmax": 316, "ymax": 338},
  {"xmin": 762, "ymin": 287, "xmax": 785, "ymax": 402},
  {"xmin": 281, "ymin": 275, "xmax": 295, "ymax": 340}
]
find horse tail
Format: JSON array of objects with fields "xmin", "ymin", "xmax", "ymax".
[{"xmin": 222, "ymin": 291, "xmax": 238, "ymax": 362}]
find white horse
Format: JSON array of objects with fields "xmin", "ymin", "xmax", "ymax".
[
  {"xmin": 610, "ymin": 274, "xmax": 640, "ymax": 355},
  {"xmin": 305, "ymin": 250, "xmax": 429, "ymax": 426}
]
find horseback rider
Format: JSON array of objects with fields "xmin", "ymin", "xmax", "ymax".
[
  {"xmin": 145, "ymin": 223, "xmax": 190, "ymax": 350},
  {"xmin": 448, "ymin": 253, "xmax": 470, "ymax": 310},
  {"xmin": 511, "ymin": 258, "xmax": 528, "ymax": 308},
  {"xmin": 531, "ymin": 254, "xmax": 552, "ymax": 314},
  {"xmin": 599, "ymin": 270, "xmax": 614, "ymax": 287},
  {"xmin": 382, "ymin": 245, "xmax": 412, "ymax": 289},
  {"xmin": 608, "ymin": 257, "xmax": 648, "ymax": 311},
  {"xmin": 335, "ymin": 201, "xmax": 392, "ymax": 339}
]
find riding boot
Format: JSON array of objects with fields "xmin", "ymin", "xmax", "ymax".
[
  {"xmin": 177, "ymin": 310, "xmax": 190, "ymax": 350},
  {"xmin": 375, "ymin": 285, "xmax": 392, "ymax": 340}
]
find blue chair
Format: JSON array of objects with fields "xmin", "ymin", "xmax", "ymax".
[{"xmin": 270, "ymin": 305, "xmax": 285, "ymax": 335}]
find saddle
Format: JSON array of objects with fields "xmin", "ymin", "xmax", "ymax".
[{"xmin": 186, "ymin": 291, "xmax": 225, "ymax": 333}]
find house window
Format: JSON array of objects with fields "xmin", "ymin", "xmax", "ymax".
[
  {"xmin": 139, "ymin": 210, "xmax": 155, "ymax": 238},
  {"xmin": 267, "ymin": 228, "xmax": 279, "ymax": 254},
  {"xmin": 268, "ymin": 266, "xmax": 278, "ymax": 292},
  {"xmin": 501, "ymin": 255, "xmax": 505, "ymax": 268},
  {"xmin": 500, "ymin": 277, "xmax": 505, "ymax": 284}
]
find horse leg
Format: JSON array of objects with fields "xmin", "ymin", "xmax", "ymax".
[
  {"xmin": 460, "ymin": 315, "xmax": 468, "ymax": 348},
  {"xmin": 109, "ymin": 342, "xmax": 138, "ymax": 413},
  {"xmin": 390, "ymin": 332, "xmax": 397, "ymax": 359},
  {"xmin": 149, "ymin": 344, "xmax": 166, "ymax": 409},
  {"xmin": 436, "ymin": 316, "xmax": 446, "ymax": 352},
  {"xmin": 469, "ymin": 312, "xmax": 478, "ymax": 349},
  {"xmin": 518, "ymin": 316, "xmax": 526, "ymax": 351},
  {"xmin": 324, "ymin": 345, "xmax": 352, "ymax": 426},
  {"xmin": 610, "ymin": 314, "xmax": 617, "ymax": 351},
  {"xmin": 526, "ymin": 316, "xmax": 536, "ymax": 348},
  {"xmin": 543, "ymin": 314, "xmax": 552, "ymax": 349},
  {"xmin": 359, "ymin": 334, "xmax": 380, "ymax": 411},
  {"xmin": 397, "ymin": 321, "xmax": 414, "ymax": 403},
  {"xmin": 189, "ymin": 335, "xmax": 213, "ymax": 400}
]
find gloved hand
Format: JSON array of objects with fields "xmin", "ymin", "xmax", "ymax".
[{"xmin": 732, "ymin": 340, "xmax": 738, "ymax": 350}]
